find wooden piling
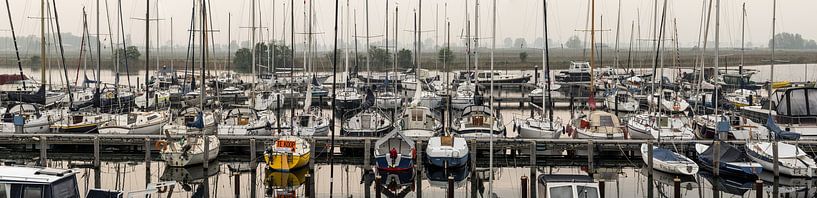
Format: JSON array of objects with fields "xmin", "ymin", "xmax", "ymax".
[
  {"xmin": 529, "ymin": 141, "xmax": 537, "ymax": 198},
  {"xmin": 93, "ymin": 136, "xmax": 100, "ymax": 168},
  {"xmin": 39, "ymin": 136, "xmax": 46, "ymax": 166},
  {"xmin": 521, "ymin": 176, "xmax": 529, "ymax": 198},
  {"xmin": 375, "ymin": 175, "xmax": 382, "ymax": 198},
  {"xmin": 713, "ymin": 141, "xmax": 720, "ymax": 176},
  {"xmin": 234, "ymin": 172, "xmax": 241, "ymax": 198},
  {"xmin": 587, "ymin": 140, "xmax": 594, "ymax": 175},
  {"xmin": 144, "ymin": 137, "xmax": 151, "ymax": 187},
  {"xmin": 305, "ymin": 173, "xmax": 312, "ymax": 198},
  {"xmin": 364, "ymin": 139, "xmax": 371, "ymax": 169},
  {"xmin": 755, "ymin": 180, "xmax": 763, "ymax": 198},
  {"xmin": 447, "ymin": 175, "xmax": 455, "ymax": 198},
  {"xmin": 599, "ymin": 181, "xmax": 605, "ymax": 198},
  {"xmin": 250, "ymin": 138, "xmax": 257, "ymax": 168},
  {"xmin": 674, "ymin": 177, "xmax": 681, "ymax": 198}
]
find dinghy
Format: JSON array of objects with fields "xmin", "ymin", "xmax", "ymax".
[
  {"xmin": 640, "ymin": 144, "xmax": 698, "ymax": 175},
  {"xmin": 695, "ymin": 143, "xmax": 763, "ymax": 178},
  {"xmin": 374, "ymin": 129, "xmax": 415, "ymax": 171},
  {"xmin": 265, "ymin": 135, "xmax": 311, "ymax": 171}
]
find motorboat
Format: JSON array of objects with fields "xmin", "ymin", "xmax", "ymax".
[
  {"xmin": 217, "ymin": 108, "xmax": 274, "ymax": 136},
  {"xmin": 567, "ymin": 110, "xmax": 628, "ymax": 139},
  {"xmin": 425, "ymin": 135, "xmax": 469, "ymax": 168},
  {"xmin": 455, "ymin": 70, "xmax": 532, "ymax": 84},
  {"xmin": 0, "ymin": 166, "xmax": 79, "ymax": 198},
  {"xmin": 398, "ymin": 105, "xmax": 442, "ymax": 138},
  {"xmin": 640, "ymin": 144, "xmax": 699, "ymax": 175},
  {"xmin": 741, "ymin": 87, "xmax": 817, "ymax": 140},
  {"xmin": 647, "ymin": 89, "xmax": 689, "ymax": 113},
  {"xmin": 695, "ymin": 142, "xmax": 763, "ymax": 178},
  {"xmin": 554, "ymin": 61, "xmax": 593, "ymax": 84},
  {"xmin": 453, "ymin": 105, "xmax": 506, "ymax": 138},
  {"xmin": 265, "ymin": 136, "xmax": 311, "ymax": 171},
  {"xmin": 536, "ymin": 174, "xmax": 600, "ymax": 198},
  {"xmin": 98, "ymin": 111, "xmax": 168, "ymax": 135},
  {"xmin": 0, "ymin": 103, "xmax": 58, "ymax": 133},
  {"xmin": 374, "ymin": 129, "xmax": 415, "ymax": 171},
  {"xmin": 724, "ymin": 89, "xmax": 760, "ymax": 107},
  {"xmin": 627, "ymin": 112, "xmax": 694, "ymax": 140}
]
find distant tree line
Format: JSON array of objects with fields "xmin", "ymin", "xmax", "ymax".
[
  {"xmin": 234, "ymin": 42, "xmax": 293, "ymax": 72},
  {"xmin": 770, "ymin": 32, "xmax": 817, "ymax": 49}
]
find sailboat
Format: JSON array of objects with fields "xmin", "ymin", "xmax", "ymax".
[
  {"xmin": 163, "ymin": 106, "xmax": 216, "ymax": 135},
  {"xmin": 452, "ymin": 88, "xmax": 506, "ymax": 138},
  {"xmin": 696, "ymin": 142, "xmax": 763, "ymax": 178},
  {"xmin": 374, "ymin": 129, "xmax": 416, "ymax": 171},
  {"xmin": 216, "ymin": 107, "xmax": 274, "ymax": 136},
  {"xmin": 97, "ymin": 111, "xmax": 168, "ymax": 134},
  {"xmin": 604, "ymin": 89, "xmax": 639, "ymax": 112},
  {"xmin": 0, "ymin": 103, "xmax": 59, "ymax": 133},
  {"xmin": 515, "ymin": 4, "xmax": 563, "ymax": 139},
  {"xmin": 450, "ymin": 81, "xmax": 476, "ymax": 110},
  {"xmin": 398, "ymin": 104, "xmax": 442, "ymax": 138},
  {"xmin": 627, "ymin": 112, "xmax": 694, "ymax": 140},
  {"xmin": 342, "ymin": 89, "xmax": 393, "ymax": 137},
  {"xmin": 265, "ymin": 135, "xmax": 311, "ymax": 171},
  {"xmin": 647, "ymin": 89, "xmax": 689, "ymax": 113},
  {"xmin": 640, "ymin": 144, "xmax": 699, "ymax": 175},
  {"xmin": 292, "ymin": 77, "xmax": 330, "ymax": 137}
]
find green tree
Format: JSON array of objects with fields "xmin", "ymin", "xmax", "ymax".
[
  {"xmin": 269, "ymin": 43, "xmax": 293, "ymax": 68},
  {"xmin": 519, "ymin": 52, "xmax": 529, "ymax": 63},
  {"xmin": 397, "ymin": 49, "xmax": 413, "ymax": 69},
  {"xmin": 438, "ymin": 47, "xmax": 455, "ymax": 63},
  {"xmin": 115, "ymin": 46, "xmax": 141, "ymax": 66},
  {"xmin": 368, "ymin": 46, "xmax": 391, "ymax": 69},
  {"xmin": 769, "ymin": 32, "xmax": 817, "ymax": 49},
  {"xmin": 565, "ymin": 35, "xmax": 582, "ymax": 49},
  {"xmin": 234, "ymin": 48, "xmax": 252, "ymax": 72},
  {"xmin": 29, "ymin": 55, "xmax": 40, "ymax": 67}
]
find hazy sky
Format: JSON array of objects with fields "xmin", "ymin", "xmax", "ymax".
[{"xmin": 2, "ymin": 0, "xmax": 816, "ymax": 50}]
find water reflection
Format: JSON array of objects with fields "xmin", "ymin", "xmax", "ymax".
[
  {"xmin": 264, "ymin": 167, "xmax": 309, "ymax": 197},
  {"xmin": 378, "ymin": 170, "xmax": 415, "ymax": 198}
]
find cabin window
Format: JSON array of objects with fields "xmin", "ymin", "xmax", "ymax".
[
  {"xmin": 598, "ymin": 116, "xmax": 615, "ymax": 127},
  {"xmin": 577, "ymin": 185, "xmax": 599, "ymax": 198},
  {"xmin": 52, "ymin": 176, "xmax": 78, "ymax": 198},
  {"xmin": 147, "ymin": 115, "xmax": 158, "ymax": 121},
  {"xmin": 0, "ymin": 184, "xmax": 8, "ymax": 198},
  {"xmin": 549, "ymin": 186, "xmax": 573, "ymax": 198},
  {"xmin": 22, "ymin": 186, "xmax": 42, "ymax": 198},
  {"xmin": 658, "ymin": 117, "xmax": 669, "ymax": 128},
  {"xmin": 411, "ymin": 109, "xmax": 423, "ymax": 122}
]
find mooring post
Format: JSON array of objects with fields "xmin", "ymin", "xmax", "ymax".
[
  {"xmin": 755, "ymin": 180, "xmax": 763, "ymax": 198},
  {"xmin": 471, "ymin": 139, "xmax": 478, "ymax": 198},
  {"xmin": 530, "ymin": 141, "xmax": 537, "ymax": 198},
  {"xmin": 234, "ymin": 172, "xmax": 241, "ymax": 198},
  {"xmin": 305, "ymin": 173, "xmax": 312, "ymax": 198},
  {"xmin": 144, "ymin": 137, "xmax": 151, "ymax": 186},
  {"xmin": 375, "ymin": 175, "xmax": 382, "ymax": 198},
  {"xmin": 673, "ymin": 177, "xmax": 681, "ymax": 198},
  {"xmin": 587, "ymin": 140, "xmax": 594, "ymax": 175},
  {"xmin": 93, "ymin": 136, "xmax": 100, "ymax": 168},
  {"xmin": 521, "ymin": 176, "xmax": 529, "ymax": 198},
  {"xmin": 447, "ymin": 175, "xmax": 455, "ymax": 198},
  {"xmin": 713, "ymin": 141, "xmax": 720, "ymax": 176},
  {"xmin": 39, "ymin": 136, "xmax": 46, "ymax": 167},
  {"xmin": 599, "ymin": 181, "xmax": 605, "ymax": 198},
  {"xmin": 415, "ymin": 140, "xmax": 423, "ymax": 198},
  {"xmin": 250, "ymin": 138, "xmax": 257, "ymax": 168},
  {"xmin": 364, "ymin": 139, "xmax": 371, "ymax": 170},
  {"xmin": 647, "ymin": 141, "xmax": 653, "ymax": 198}
]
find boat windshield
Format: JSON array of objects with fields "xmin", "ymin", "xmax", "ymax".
[
  {"xmin": 51, "ymin": 176, "xmax": 79, "ymax": 198},
  {"xmin": 577, "ymin": 185, "xmax": 599, "ymax": 198},
  {"xmin": 549, "ymin": 186, "xmax": 573, "ymax": 198}
]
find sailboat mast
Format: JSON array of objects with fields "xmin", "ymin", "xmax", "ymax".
[
  {"xmin": 740, "ymin": 3, "xmax": 745, "ymax": 74},
  {"xmin": 543, "ymin": 0, "xmax": 553, "ymax": 125},
  {"xmin": 145, "ymin": 0, "xmax": 150, "ymax": 108},
  {"xmin": 96, "ymin": 0, "xmax": 101, "ymax": 92},
  {"xmin": 4, "ymin": 0, "xmax": 25, "ymax": 89},
  {"xmin": 714, "ymin": 0, "xmax": 720, "ymax": 114},
  {"xmin": 51, "ymin": 0, "xmax": 74, "ymax": 106},
  {"xmin": 489, "ymin": 0, "xmax": 496, "ymax": 194},
  {"xmin": 365, "ymin": 0, "xmax": 369, "ymax": 84},
  {"xmin": 589, "ymin": 0, "xmax": 595, "ymax": 93},
  {"xmin": 41, "ymin": 0, "xmax": 46, "ymax": 86},
  {"xmin": 330, "ymin": 0, "xmax": 340, "ymax": 195},
  {"xmin": 251, "ymin": 0, "xmax": 256, "ymax": 106}
]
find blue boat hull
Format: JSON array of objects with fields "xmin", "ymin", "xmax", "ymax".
[
  {"xmin": 698, "ymin": 157, "xmax": 762, "ymax": 178},
  {"xmin": 427, "ymin": 155, "xmax": 469, "ymax": 168},
  {"xmin": 375, "ymin": 156, "xmax": 414, "ymax": 171}
]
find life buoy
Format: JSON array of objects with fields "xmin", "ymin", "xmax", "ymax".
[
  {"xmin": 106, "ymin": 92, "xmax": 114, "ymax": 99},
  {"xmin": 154, "ymin": 140, "xmax": 168, "ymax": 151}
]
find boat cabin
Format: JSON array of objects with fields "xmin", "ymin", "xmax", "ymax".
[
  {"xmin": 537, "ymin": 174, "xmax": 600, "ymax": 198},
  {"xmin": 0, "ymin": 166, "xmax": 79, "ymax": 198}
]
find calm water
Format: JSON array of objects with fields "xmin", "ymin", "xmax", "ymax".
[{"xmin": 2, "ymin": 64, "xmax": 817, "ymax": 197}]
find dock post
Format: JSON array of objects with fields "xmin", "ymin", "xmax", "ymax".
[
  {"xmin": 674, "ymin": 177, "xmax": 681, "ymax": 198},
  {"xmin": 250, "ymin": 138, "xmax": 257, "ymax": 198},
  {"xmin": 364, "ymin": 139, "xmax": 371, "ymax": 170},
  {"xmin": 415, "ymin": 140, "xmax": 423, "ymax": 198},
  {"xmin": 304, "ymin": 173, "xmax": 312, "ymax": 198},
  {"xmin": 471, "ymin": 139, "xmax": 478, "ymax": 198},
  {"xmin": 93, "ymin": 136, "xmax": 100, "ymax": 168},
  {"xmin": 39, "ymin": 136, "xmax": 46, "ymax": 167},
  {"xmin": 647, "ymin": 141, "xmax": 653, "ymax": 198},
  {"xmin": 772, "ymin": 141, "xmax": 779, "ymax": 196},
  {"xmin": 375, "ymin": 175, "xmax": 382, "ymax": 198},
  {"xmin": 599, "ymin": 181, "xmax": 605, "ymax": 198},
  {"xmin": 144, "ymin": 137, "xmax": 151, "ymax": 187},
  {"xmin": 529, "ymin": 141, "xmax": 537, "ymax": 198},
  {"xmin": 755, "ymin": 180, "xmax": 763, "ymax": 198},
  {"xmin": 234, "ymin": 172, "xmax": 241, "ymax": 198},
  {"xmin": 521, "ymin": 176, "xmax": 529, "ymax": 198},
  {"xmin": 587, "ymin": 140, "xmax": 594, "ymax": 175},
  {"xmin": 448, "ymin": 176, "xmax": 454, "ymax": 198},
  {"xmin": 713, "ymin": 141, "xmax": 720, "ymax": 176}
]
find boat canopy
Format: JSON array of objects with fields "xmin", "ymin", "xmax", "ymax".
[
  {"xmin": 773, "ymin": 87, "xmax": 817, "ymax": 117},
  {"xmin": 700, "ymin": 143, "xmax": 747, "ymax": 162}
]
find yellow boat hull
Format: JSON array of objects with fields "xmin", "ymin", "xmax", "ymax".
[{"xmin": 265, "ymin": 152, "xmax": 311, "ymax": 171}]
